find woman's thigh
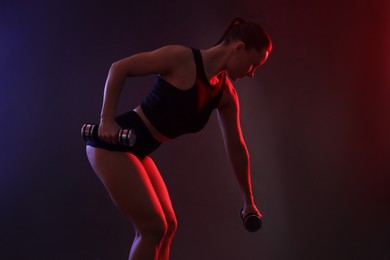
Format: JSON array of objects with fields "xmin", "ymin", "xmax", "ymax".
[
  {"xmin": 86, "ymin": 146, "xmax": 166, "ymax": 231},
  {"xmin": 141, "ymin": 156, "xmax": 177, "ymax": 224}
]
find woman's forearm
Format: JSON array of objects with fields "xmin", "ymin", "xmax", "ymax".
[
  {"xmin": 227, "ymin": 141, "xmax": 254, "ymax": 205},
  {"xmin": 100, "ymin": 63, "xmax": 127, "ymax": 121}
]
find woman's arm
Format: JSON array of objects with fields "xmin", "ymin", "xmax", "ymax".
[
  {"xmin": 98, "ymin": 45, "xmax": 189, "ymax": 144},
  {"xmin": 217, "ymin": 80, "xmax": 261, "ymax": 217}
]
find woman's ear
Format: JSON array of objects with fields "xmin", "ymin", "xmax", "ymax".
[{"xmin": 233, "ymin": 41, "xmax": 246, "ymax": 55}]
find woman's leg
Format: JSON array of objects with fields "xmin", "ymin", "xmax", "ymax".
[
  {"xmin": 141, "ymin": 156, "xmax": 178, "ymax": 260},
  {"xmin": 86, "ymin": 146, "xmax": 167, "ymax": 260}
]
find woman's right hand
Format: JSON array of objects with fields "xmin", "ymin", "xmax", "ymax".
[{"xmin": 98, "ymin": 117, "xmax": 121, "ymax": 144}]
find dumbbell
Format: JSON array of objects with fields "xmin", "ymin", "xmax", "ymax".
[
  {"xmin": 81, "ymin": 123, "xmax": 136, "ymax": 147},
  {"xmin": 241, "ymin": 209, "xmax": 262, "ymax": 232}
]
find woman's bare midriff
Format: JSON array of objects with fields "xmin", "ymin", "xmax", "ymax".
[{"xmin": 133, "ymin": 106, "xmax": 171, "ymax": 143}]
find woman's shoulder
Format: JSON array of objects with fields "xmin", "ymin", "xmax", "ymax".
[
  {"xmin": 155, "ymin": 45, "xmax": 193, "ymax": 60},
  {"xmin": 222, "ymin": 74, "xmax": 235, "ymax": 94},
  {"xmin": 218, "ymin": 75, "xmax": 239, "ymax": 109}
]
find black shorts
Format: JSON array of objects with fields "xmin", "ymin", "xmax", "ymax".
[{"xmin": 86, "ymin": 111, "xmax": 161, "ymax": 160}]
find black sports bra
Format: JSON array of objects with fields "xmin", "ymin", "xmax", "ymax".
[{"xmin": 140, "ymin": 48, "xmax": 226, "ymax": 139}]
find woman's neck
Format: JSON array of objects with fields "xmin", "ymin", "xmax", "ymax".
[{"xmin": 201, "ymin": 44, "xmax": 232, "ymax": 80}]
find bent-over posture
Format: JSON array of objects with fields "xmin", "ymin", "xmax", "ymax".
[{"xmin": 85, "ymin": 17, "xmax": 272, "ymax": 260}]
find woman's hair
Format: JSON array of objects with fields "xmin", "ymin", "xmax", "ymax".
[{"xmin": 215, "ymin": 17, "xmax": 272, "ymax": 53}]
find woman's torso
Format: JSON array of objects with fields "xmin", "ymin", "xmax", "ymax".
[{"xmin": 134, "ymin": 47, "xmax": 226, "ymax": 142}]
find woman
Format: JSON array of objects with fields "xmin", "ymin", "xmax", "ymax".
[{"xmin": 86, "ymin": 17, "xmax": 272, "ymax": 260}]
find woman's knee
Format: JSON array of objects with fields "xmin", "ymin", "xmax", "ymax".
[
  {"xmin": 137, "ymin": 214, "xmax": 177, "ymax": 243},
  {"xmin": 138, "ymin": 216, "xmax": 168, "ymax": 244},
  {"xmin": 165, "ymin": 214, "xmax": 178, "ymax": 238}
]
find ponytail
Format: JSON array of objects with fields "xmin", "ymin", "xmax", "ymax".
[
  {"xmin": 215, "ymin": 17, "xmax": 245, "ymax": 46},
  {"xmin": 215, "ymin": 17, "xmax": 272, "ymax": 53}
]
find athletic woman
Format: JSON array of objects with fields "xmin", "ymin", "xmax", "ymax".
[{"xmin": 85, "ymin": 17, "xmax": 272, "ymax": 260}]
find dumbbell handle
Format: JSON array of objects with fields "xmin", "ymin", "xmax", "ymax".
[{"xmin": 81, "ymin": 123, "xmax": 136, "ymax": 147}]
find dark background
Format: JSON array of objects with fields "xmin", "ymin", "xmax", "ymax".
[{"xmin": 1, "ymin": 0, "xmax": 389, "ymax": 259}]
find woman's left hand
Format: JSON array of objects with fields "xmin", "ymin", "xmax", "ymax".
[{"xmin": 242, "ymin": 201, "xmax": 262, "ymax": 219}]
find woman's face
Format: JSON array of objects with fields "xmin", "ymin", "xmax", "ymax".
[{"xmin": 226, "ymin": 43, "xmax": 269, "ymax": 81}]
